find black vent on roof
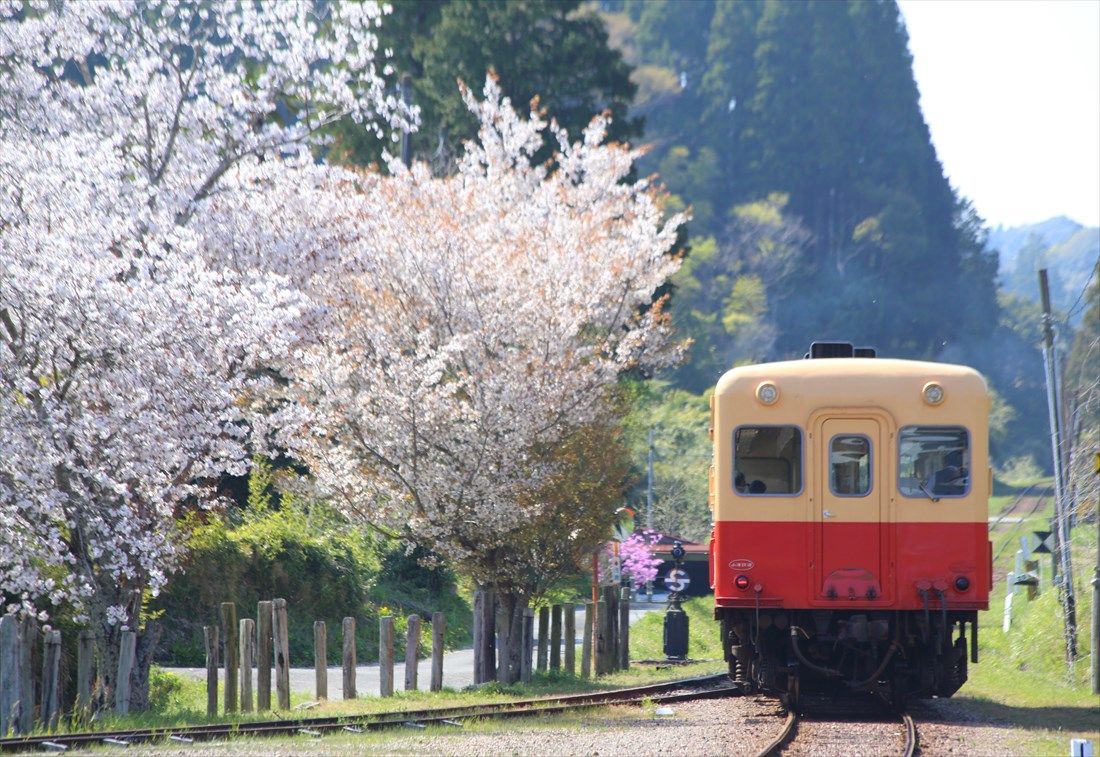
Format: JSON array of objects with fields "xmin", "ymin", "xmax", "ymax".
[
  {"xmin": 809, "ymin": 341, "xmax": 854, "ymax": 359},
  {"xmin": 804, "ymin": 342, "xmax": 878, "ymax": 359}
]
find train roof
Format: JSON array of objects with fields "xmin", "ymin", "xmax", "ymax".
[{"xmin": 715, "ymin": 357, "xmax": 989, "ymax": 402}]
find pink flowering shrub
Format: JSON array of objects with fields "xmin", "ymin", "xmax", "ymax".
[{"xmin": 599, "ymin": 530, "xmax": 663, "ymax": 588}]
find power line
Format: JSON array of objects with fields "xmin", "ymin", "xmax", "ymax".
[{"xmin": 1062, "ymin": 265, "xmax": 1097, "ymax": 322}]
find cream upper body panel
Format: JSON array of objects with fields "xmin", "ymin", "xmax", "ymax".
[{"xmin": 712, "ymin": 358, "xmax": 991, "ymax": 524}]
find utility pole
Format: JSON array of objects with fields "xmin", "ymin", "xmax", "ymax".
[
  {"xmin": 646, "ymin": 428, "xmax": 655, "ymax": 531},
  {"xmin": 646, "ymin": 428, "xmax": 655, "ymax": 602},
  {"xmin": 1038, "ymin": 269, "xmax": 1077, "ymax": 665},
  {"xmin": 1092, "ymin": 451, "xmax": 1099, "ymax": 694}
]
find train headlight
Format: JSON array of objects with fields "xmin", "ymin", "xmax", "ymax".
[
  {"xmin": 756, "ymin": 382, "xmax": 779, "ymax": 405},
  {"xmin": 922, "ymin": 382, "xmax": 945, "ymax": 405},
  {"xmin": 735, "ymin": 575, "xmax": 751, "ymax": 590},
  {"xmin": 954, "ymin": 576, "xmax": 970, "ymax": 592}
]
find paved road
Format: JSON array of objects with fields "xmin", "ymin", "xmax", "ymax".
[{"xmin": 166, "ymin": 599, "xmax": 668, "ymax": 699}]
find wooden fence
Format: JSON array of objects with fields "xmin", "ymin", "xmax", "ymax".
[
  {"xmin": 199, "ymin": 601, "xmax": 451, "ymax": 715},
  {"xmin": 1, "ymin": 588, "xmax": 634, "ymax": 732},
  {"xmin": 0, "ymin": 600, "xmax": 453, "ymax": 733},
  {"xmin": 520, "ymin": 585, "xmax": 632, "ymax": 683}
]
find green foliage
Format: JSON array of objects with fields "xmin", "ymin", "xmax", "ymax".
[
  {"xmin": 246, "ymin": 454, "xmax": 276, "ymax": 514},
  {"xmin": 669, "ymin": 195, "xmax": 806, "ymax": 392},
  {"xmin": 621, "ymin": 379, "xmax": 711, "ymax": 542},
  {"xmin": 155, "ymin": 492, "xmax": 470, "ymax": 665},
  {"xmin": 147, "ymin": 667, "xmax": 184, "ymax": 712},
  {"xmin": 332, "ymin": 0, "xmax": 638, "ymax": 169}
]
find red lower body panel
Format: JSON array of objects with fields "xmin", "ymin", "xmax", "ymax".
[{"xmin": 712, "ymin": 520, "xmax": 990, "ymax": 611}]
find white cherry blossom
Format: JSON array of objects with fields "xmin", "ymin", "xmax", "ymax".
[{"xmin": 0, "ymin": 0, "xmax": 406, "ymax": 705}]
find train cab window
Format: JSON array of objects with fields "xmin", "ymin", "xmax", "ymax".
[
  {"xmin": 898, "ymin": 426, "xmax": 970, "ymax": 499},
  {"xmin": 734, "ymin": 426, "xmax": 802, "ymax": 495},
  {"xmin": 830, "ymin": 435, "xmax": 871, "ymax": 496}
]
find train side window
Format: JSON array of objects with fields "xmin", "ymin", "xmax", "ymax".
[
  {"xmin": 734, "ymin": 426, "xmax": 802, "ymax": 495},
  {"xmin": 898, "ymin": 426, "xmax": 970, "ymax": 499},
  {"xmin": 830, "ymin": 435, "xmax": 871, "ymax": 496}
]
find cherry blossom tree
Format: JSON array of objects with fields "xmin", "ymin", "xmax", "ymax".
[
  {"xmin": 287, "ymin": 77, "xmax": 685, "ymax": 682},
  {"xmin": 0, "ymin": 0, "xmax": 407, "ymax": 707}
]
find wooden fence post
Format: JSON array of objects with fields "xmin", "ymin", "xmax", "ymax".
[
  {"xmin": 430, "ymin": 612, "xmax": 445, "ymax": 692},
  {"xmin": 594, "ymin": 599, "xmax": 608, "ymax": 675},
  {"xmin": 0, "ymin": 616, "xmax": 20, "ymax": 737},
  {"xmin": 603, "ymin": 586, "xmax": 618, "ymax": 672},
  {"xmin": 536, "ymin": 607, "xmax": 549, "ymax": 672},
  {"xmin": 256, "ymin": 601, "xmax": 273, "ymax": 712},
  {"xmin": 239, "ymin": 619, "xmax": 254, "ymax": 713},
  {"xmin": 550, "ymin": 605, "xmax": 562, "ymax": 671},
  {"xmin": 18, "ymin": 617, "xmax": 35, "ymax": 734},
  {"xmin": 564, "ymin": 604, "xmax": 576, "ymax": 675},
  {"xmin": 204, "ymin": 625, "xmax": 218, "ymax": 717},
  {"xmin": 313, "ymin": 621, "xmax": 327, "ymax": 701},
  {"xmin": 39, "ymin": 630, "xmax": 60, "ymax": 730},
  {"xmin": 272, "ymin": 599, "xmax": 290, "ymax": 710},
  {"xmin": 618, "ymin": 587, "xmax": 631, "ymax": 670},
  {"xmin": 76, "ymin": 630, "xmax": 95, "ymax": 721},
  {"xmin": 379, "ymin": 616, "xmax": 394, "ymax": 697},
  {"xmin": 342, "ymin": 617, "xmax": 356, "ymax": 700},
  {"xmin": 581, "ymin": 601, "xmax": 593, "ymax": 678},
  {"xmin": 220, "ymin": 602, "xmax": 238, "ymax": 714},
  {"xmin": 521, "ymin": 608, "xmax": 534, "ymax": 683},
  {"xmin": 115, "ymin": 630, "xmax": 136, "ymax": 714},
  {"xmin": 404, "ymin": 615, "xmax": 420, "ymax": 691}
]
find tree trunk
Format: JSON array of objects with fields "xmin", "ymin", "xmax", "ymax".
[
  {"xmin": 494, "ymin": 591, "xmax": 527, "ymax": 684},
  {"xmin": 88, "ymin": 588, "xmax": 155, "ymax": 713},
  {"xmin": 129, "ymin": 619, "xmax": 162, "ymax": 712},
  {"xmin": 472, "ymin": 585, "xmax": 496, "ymax": 684},
  {"xmin": 92, "ymin": 617, "xmax": 121, "ymax": 712}
]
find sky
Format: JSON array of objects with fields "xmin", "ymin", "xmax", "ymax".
[{"xmin": 898, "ymin": 0, "xmax": 1100, "ymax": 229}]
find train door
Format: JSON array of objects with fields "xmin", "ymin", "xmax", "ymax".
[{"xmin": 814, "ymin": 416, "xmax": 889, "ymax": 603}]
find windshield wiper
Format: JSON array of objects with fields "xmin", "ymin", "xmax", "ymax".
[{"xmin": 917, "ymin": 479, "xmax": 940, "ymax": 503}]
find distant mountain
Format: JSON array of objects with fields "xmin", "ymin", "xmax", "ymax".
[
  {"xmin": 989, "ymin": 217, "xmax": 1099, "ymax": 325},
  {"xmin": 988, "ymin": 216, "xmax": 1083, "ymax": 274}
]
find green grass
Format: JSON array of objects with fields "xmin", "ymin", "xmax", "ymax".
[
  {"xmin": 958, "ymin": 476, "xmax": 1099, "ymax": 754},
  {"xmin": 629, "ymin": 596, "xmax": 723, "ymax": 661}
]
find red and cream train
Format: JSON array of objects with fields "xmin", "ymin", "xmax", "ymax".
[{"xmin": 708, "ymin": 342, "xmax": 991, "ymax": 705}]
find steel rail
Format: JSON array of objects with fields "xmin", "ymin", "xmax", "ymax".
[
  {"xmin": 756, "ymin": 706, "xmax": 917, "ymax": 757},
  {"xmin": 987, "ymin": 482, "xmax": 1040, "ymax": 531},
  {"xmin": 992, "ymin": 485, "xmax": 1053, "ymax": 563},
  {"xmin": 900, "ymin": 711, "xmax": 918, "ymax": 757},
  {"xmin": 754, "ymin": 707, "xmax": 797, "ymax": 757},
  {"xmin": 0, "ymin": 673, "xmax": 735, "ymax": 753}
]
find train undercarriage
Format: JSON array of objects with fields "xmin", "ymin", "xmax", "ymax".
[{"xmin": 717, "ymin": 607, "xmax": 978, "ymax": 709}]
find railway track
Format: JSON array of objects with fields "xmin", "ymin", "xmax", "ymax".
[
  {"xmin": 991, "ymin": 483, "xmax": 1053, "ymax": 564},
  {"xmin": 754, "ymin": 698, "xmax": 918, "ymax": 757},
  {"xmin": 0, "ymin": 673, "xmax": 736, "ymax": 753}
]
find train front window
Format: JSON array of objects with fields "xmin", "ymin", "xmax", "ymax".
[
  {"xmin": 830, "ymin": 435, "xmax": 871, "ymax": 496},
  {"xmin": 734, "ymin": 426, "xmax": 802, "ymax": 495},
  {"xmin": 898, "ymin": 426, "xmax": 970, "ymax": 499}
]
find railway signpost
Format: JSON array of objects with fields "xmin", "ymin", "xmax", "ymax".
[{"xmin": 663, "ymin": 542, "xmax": 690, "ymax": 660}]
